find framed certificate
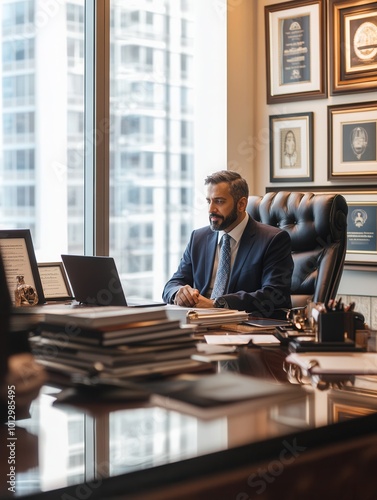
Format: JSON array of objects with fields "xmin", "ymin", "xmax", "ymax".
[
  {"xmin": 265, "ymin": 0, "xmax": 327, "ymax": 103},
  {"xmin": 330, "ymin": 0, "xmax": 377, "ymax": 95},
  {"xmin": 0, "ymin": 229, "xmax": 45, "ymax": 305},
  {"xmin": 38, "ymin": 262, "xmax": 73, "ymax": 301}
]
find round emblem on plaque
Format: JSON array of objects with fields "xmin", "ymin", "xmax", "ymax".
[
  {"xmin": 350, "ymin": 126, "xmax": 368, "ymax": 160},
  {"xmin": 351, "ymin": 209, "xmax": 367, "ymax": 229},
  {"xmin": 353, "ymin": 21, "xmax": 377, "ymax": 61}
]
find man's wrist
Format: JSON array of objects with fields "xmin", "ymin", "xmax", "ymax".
[{"xmin": 213, "ymin": 297, "xmax": 228, "ymax": 308}]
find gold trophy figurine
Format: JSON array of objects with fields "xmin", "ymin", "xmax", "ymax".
[{"xmin": 14, "ymin": 275, "xmax": 39, "ymax": 307}]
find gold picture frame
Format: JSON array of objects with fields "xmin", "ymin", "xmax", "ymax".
[
  {"xmin": 330, "ymin": 0, "xmax": 377, "ymax": 95},
  {"xmin": 265, "ymin": 0, "xmax": 327, "ymax": 103}
]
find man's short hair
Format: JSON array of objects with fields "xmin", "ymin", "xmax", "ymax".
[{"xmin": 204, "ymin": 170, "xmax": 249, "ymax": 202}]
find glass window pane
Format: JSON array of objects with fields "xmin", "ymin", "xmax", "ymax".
[
  {"xmin": 109, "ymin": 0, "xmax": 226, "ymax": 301},
  {"xmin": 0, "ymin": 0, "xmax": 85, "ymax": 260}
]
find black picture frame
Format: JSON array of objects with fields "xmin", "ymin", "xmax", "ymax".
[
  {"xmin": 38, "ymin": 262, "xmax": 73, "ymax": 301},
  {"xmin": 265, "ymin": 0, "xmax": 327, "ymax": 103},
  {"xmin": 269, "ymin": 112, "xmax": 314, "ymax": 182},
  {"xmin": 0, "ymin": 229, "xmax": 45, "ymax": 305}
]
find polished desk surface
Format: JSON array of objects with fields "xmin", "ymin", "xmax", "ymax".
[{"xmin": 2, "ymin": 341, "xmax": 377, "ymax": 500}]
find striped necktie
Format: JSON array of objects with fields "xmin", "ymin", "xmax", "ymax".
[{"xmin": 211, "ymin": 233, "xmax": 231, "ymax": 299}]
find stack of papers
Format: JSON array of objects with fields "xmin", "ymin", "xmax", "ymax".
[
  {"xmin": 186, "ymin": 308, "xmax": 249, "ymax": 327},
  {"xmin": 204, "ymin": 334, "xmax": 280, "ymax": 346}
]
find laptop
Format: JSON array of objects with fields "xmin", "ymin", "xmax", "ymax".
[{"xmin": 61, "ymin": 254, "xmax": 165, "ymax": 308}]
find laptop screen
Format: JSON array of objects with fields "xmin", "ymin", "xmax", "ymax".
[{"xmin": 61, "ymin": 255, "xmax": 127, "ymax": 306}]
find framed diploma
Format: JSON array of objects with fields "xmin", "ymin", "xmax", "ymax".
[
  {"xmin": 0, "ymin": 229, "xmax": 45, "ymax": 305},
  {"xmin": 265, "ymin": 0, "xmax": 327, "ymax": 103},
  {"xmin": 38, "ymin": 262, "xmax": 73, "ymax": 301},
  {"xmin": 330, "ymin": 0, "xmax": 377, "ymax": 95},
  {"xmin": 328, "ymin": 101, "xmax": 377, "ymax": 180},
  {"xmin": 269, "ymin": 112, "xmax": 313, "ymax": 182}
]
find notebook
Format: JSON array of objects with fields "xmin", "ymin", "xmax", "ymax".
[{"xmin": 61, "ymin": 254, "xmax": 165, "ymax": 308}]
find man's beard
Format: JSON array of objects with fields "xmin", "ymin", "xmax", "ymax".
[{"xmin": 209, "ymin": 204, "xmax": 238, "ymax": 231}]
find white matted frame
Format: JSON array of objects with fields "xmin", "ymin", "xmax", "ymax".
[
  {"xmin": 328, "ymin": 101, "xmax": 377, "ymax": 180},
  {"xmin": 269, "ymin": 112, "xmax": 313, "ymax": 182},
  {"xmin": 343, "ymin": 191, "xmax": 377, "ymax": 265},
  {"xmin": 265, "ymin": 0, "xmax": 327, "ymax": 103}
]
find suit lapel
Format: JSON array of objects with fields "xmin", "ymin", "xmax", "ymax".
[
  {"xmin": 204, "ymin": 231, "xmax": 218, "ymax": 290},
  {"xmin": 228, "ymin": 218, "xmax": 256, "ymax": 291}
]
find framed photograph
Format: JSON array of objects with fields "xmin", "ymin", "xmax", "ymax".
[
  {"xmin": 328, "ymin": 101, "xmax": 377, "ymax": 180},
  {"xmin": 0, "ymin": 229, "xmax": 45, "ymax": 305},
  {"xmin": 265, "ymin": 0, "xmax": 327, "ymax": 103},
  {"xmin": 38, "ymin": 262, "xmax": 73, "ymax": 301},
  {"xmin": 330, "ymin": 0, "xmax": 377, "ymax": 95},
  {"xmin": 269, "ymin": 112, "xmax": 313, "ymax": 182}
]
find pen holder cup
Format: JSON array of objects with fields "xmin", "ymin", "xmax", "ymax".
[{"xmin": 317, "ymin": 311, "xmax": 354, "ymax": 342}]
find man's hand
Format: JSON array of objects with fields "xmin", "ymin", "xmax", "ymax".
[
  {"xmin": 174, "ymin": 285, "xmax": 200, "ymax": 307},
  {"xmin": 174, "ymin": 285, "xmax": 215, "ymax": 308}
]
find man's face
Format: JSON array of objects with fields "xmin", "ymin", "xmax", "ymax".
[
  {"xmin": 206, "ymin": 182, "xmax": 242, "ymax": 232},
  {"xmin": 285, "ymin": 132, "xmax": 295, "ymax": 155}
]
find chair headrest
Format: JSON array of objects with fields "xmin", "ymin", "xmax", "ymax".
[{"xmin": 247, "ymin": 191, "xmax": 348, "ymax": 252}]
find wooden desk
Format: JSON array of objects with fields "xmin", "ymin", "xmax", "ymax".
[{"xmin": 2, "ymin": 348, "xmax": 377, "ymax": 499}]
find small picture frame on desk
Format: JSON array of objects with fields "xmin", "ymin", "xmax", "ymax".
[
  {"xmin": 0, "ymin": 229, "xmax": 45, "ymax": 305},
  {"xmin": 38, "ymin": 262, "xmax": 73, "ymax": 302}
]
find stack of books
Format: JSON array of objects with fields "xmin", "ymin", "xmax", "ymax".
[{"xmin": 30, "ymin": 306, "xmax": 208, "ymax": 380}]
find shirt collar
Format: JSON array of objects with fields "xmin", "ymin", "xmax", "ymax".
[{"xmin": 217, "ymin": 213, "xmax": 249, "ymax": 244}]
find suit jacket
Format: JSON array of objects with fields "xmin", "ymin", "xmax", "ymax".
[{"xmin": 162, "ymin": 217, "xmax": 293, "ymax": 316}]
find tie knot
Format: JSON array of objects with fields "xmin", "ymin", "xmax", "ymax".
[{"xmin": 222, "ymin": 233, "xmax": 230, "ymax": 246}]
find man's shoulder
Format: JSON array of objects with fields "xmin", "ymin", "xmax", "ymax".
[
  {"xmin": 191, "ymin": 225, "xmax": 213, "ymax": 237},
  {"xmin": 247, "ymin": 217, "xmax": 289, "ymax": 237}
]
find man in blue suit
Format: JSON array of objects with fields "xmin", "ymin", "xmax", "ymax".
[{"xmin": 162, "ymin": 170, "xmax": 293, "ymax": 317}]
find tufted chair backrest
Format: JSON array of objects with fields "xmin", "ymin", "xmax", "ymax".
[{"xmin": 247, "ymin": 191, "xmax": 348, "ymax": 308}]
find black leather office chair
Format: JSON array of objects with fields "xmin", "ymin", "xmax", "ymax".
[{"xmin": 246, "ymin": 191, "xmax": 348, "ymax": 308}]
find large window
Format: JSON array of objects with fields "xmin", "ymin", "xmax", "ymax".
[
  {"xmin": 0, "ymin": 0, "xmax": 226, "ymax": 299},
  {"xmin": 0, "ymin": 0, "xmax": 85, "ymax": 259},
  {"xmin": 109, "ymin": 0, "xmax": 226, "ymax": 300}
]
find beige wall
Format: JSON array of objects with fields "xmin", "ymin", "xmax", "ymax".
[
  {"xmin": 227, "ymin": 0, "xmax": 377, "ymax": 299},
  {"xmin": 228, "ymin": 0, "xmax": 375, "ymax": 193}
]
